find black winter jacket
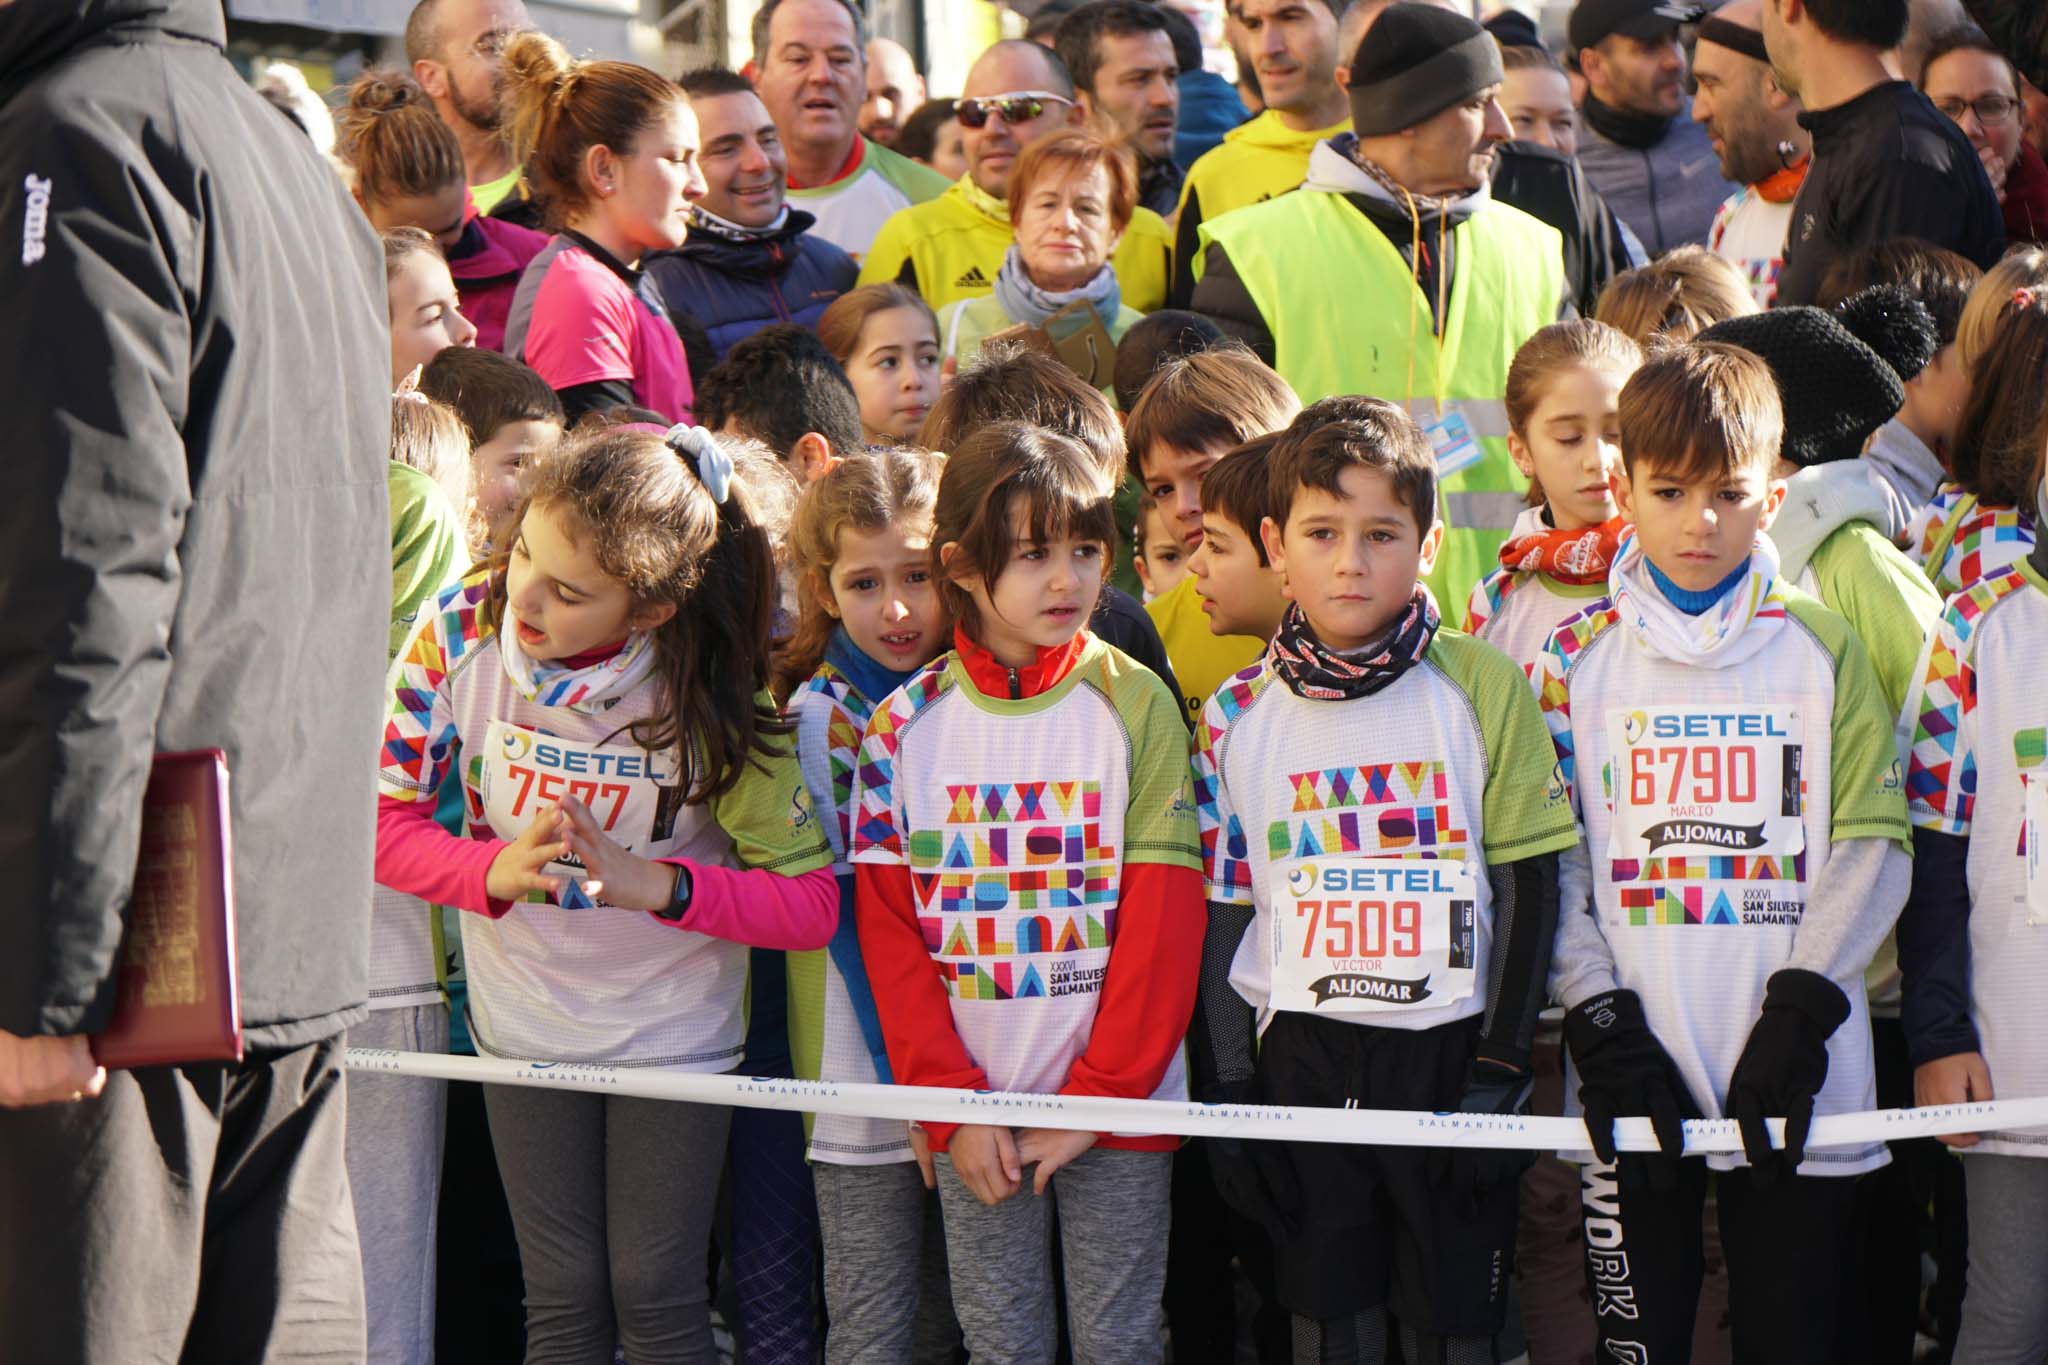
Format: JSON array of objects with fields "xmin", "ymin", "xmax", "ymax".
[{"xmin": 0, "ymin": 0, "xmax": 390, "ymax": 1048}]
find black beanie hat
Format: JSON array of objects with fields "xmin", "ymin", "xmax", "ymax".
[
  {"xmin": 1834, "ymin": 285, "xmax": 1939, "ymax": 387},
  {"xmin": 1696, "ymin": 307, "xmax": 1905, "ymax": 467},
  {"xmin": 1348, "ymin": 5, "xmax": 1504, "ymax": 137}
]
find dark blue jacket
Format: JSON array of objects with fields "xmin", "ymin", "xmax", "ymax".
[{"xmin": 644, "ymin": 208, "xmax": 858, "ymax": 369}]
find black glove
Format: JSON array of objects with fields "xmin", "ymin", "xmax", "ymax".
[
  {"xmin": 1433, "ymin": 1058, "xmax": 1536, "ymax": 1218},
  {"xmin": 1727, "ymin": 968, "xmax": 1852, "ymax": 1181},
  {"xmin": 1563, "ymin": 988, "xmax": 1698, "ymax": 1187},
  {"xmin": 1200, "ymin": 1078, "xmax": 1301, "ymax": 1238}
]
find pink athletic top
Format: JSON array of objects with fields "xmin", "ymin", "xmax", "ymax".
[{"xmin": 505, "ymin": 234, "xmax": 694, "ymax": 424}]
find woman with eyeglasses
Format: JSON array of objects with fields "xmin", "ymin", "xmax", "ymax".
[
  {"xmin": 932, "ymin": 128, "xmax": 1146, "ymax": 395},
  {"xmin": 1922, "ymin": 23, "xmax": 2048, "ymax": 244}
]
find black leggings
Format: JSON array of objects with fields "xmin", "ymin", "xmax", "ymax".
[{"xmin": 1579, "ymin": 1157, "xmax": 1858, "ymax": 1364}]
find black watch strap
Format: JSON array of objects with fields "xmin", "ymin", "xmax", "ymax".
[{"xmin": 653, "ymin": 863, "xmax": 692, "ymax": 922}]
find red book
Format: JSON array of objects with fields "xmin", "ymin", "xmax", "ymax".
[{"xmin": 91, "ymin": 750, "xmax": 243, "ymax": 1069}]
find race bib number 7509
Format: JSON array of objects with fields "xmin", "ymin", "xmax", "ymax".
[{"xmin": 1269, "ymin": 857, "xmax": 1477, "ymax": 1016}]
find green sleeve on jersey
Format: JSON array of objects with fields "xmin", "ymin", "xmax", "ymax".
[
  {"xmin": 1807, "ymin": 521, "xmax": 1943, "ymax": 718},
  {"xmin": 387, "ymin": 463, "xmax": 468, "ymax": 663},
  {"xmin": 1430, "ymin": 630, "xmax": 1580, "ymax": 865},
  {"xmin": 710, "ymin": 692, "xmax": 836, "ymax": 875},
  {"xmin": 1106, "ymin": 657, "xmax": 1203, "ymax": 870},
  {"xmin": 1783, "ymin": 595, "xmax": 1913, "ymax": 851},
  {"xmin": 867, "ymin": 139, "xmax": 952, "ymax": 204}
]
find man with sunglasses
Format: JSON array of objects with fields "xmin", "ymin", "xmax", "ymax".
[
  {"xmin": 405, "ymin": 0, "xmax": 532, "ymax": 214},
  {"xmin": 754, "ymin": 0, "xmax": 949, "ymax": 265},
  {"xmin": 857, "ymin": 39, "xmax": 1174, "ymax": 313},
  {"xmin": 1763, "ymin": 0, "xmax": 2003, "ymax": 304}
]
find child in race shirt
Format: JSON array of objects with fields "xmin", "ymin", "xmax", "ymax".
[
  {"xmin": 818, "ymin": 283, "xmax": 945, "ymax": 446},
  {"xmin": 1467, "ymin": 320, "xmax": 1642, "ymax": 674},
  {"xmin": 1132, "ymin": 496, "xmax": 1191, "ymax": 602},
  {"xmin": 1898, "ymin": 469, "xmax": 2048, "ymax": 1362},
  {"xmin": 1193, "ymin": 397, "xmax": 1577, "ymax": 1363},
  {"xmin": 375, "ymin": 425, "xmax": 836, "ymax": 1363},
  {"xmin": 1535, "ymin": 345, "xmax": 1911, "ymax": 1365},
  {"xmin": 1909, "ymin": 260, "xmax": 2048, "ymax": 595},
  {"xmin": 499, "ymin": 32, "xmax": 705, "ymax": 426},
  {"xmin": 777, "ymin": 448, "xmax": 961, "ymax": 1362},
  {"xmin": 852, "ymin": 423, "xmax": 1203, "ymax": 1364}
]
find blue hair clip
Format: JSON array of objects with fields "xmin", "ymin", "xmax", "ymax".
[{"xmin": 664, "ymin": 424, "xmax": 733, "ymax": 505}]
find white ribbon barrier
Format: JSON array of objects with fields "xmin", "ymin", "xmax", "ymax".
[{"xmin": 346, "ymin": 1048, "xmax": 2047, "ymax": 1155}]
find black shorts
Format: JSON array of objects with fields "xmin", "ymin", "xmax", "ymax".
[{"xmin": 1255, "ymin": 1011, "xmax": 1517, "ymax": 1333}]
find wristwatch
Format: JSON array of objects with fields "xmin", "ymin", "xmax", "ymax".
[{"xmin": 652, "ymin": 862, "xmax": 693, "ymax": 923}]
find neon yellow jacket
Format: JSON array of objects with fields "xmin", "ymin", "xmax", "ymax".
[
  {"xmin": 1169, "ymin": 109, "xmax": 1351, "ymax": 303},
  {"xmin": 857, "ymin": 175, "xmax": 1173, "ymax": 313},
  {"xmin": 1196, "ymin": 181, "xmax": 1563, "ymax": 626}
]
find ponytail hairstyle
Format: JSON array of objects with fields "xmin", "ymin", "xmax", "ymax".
[
  {"xmin": 491, "ymin": 425, "xmax": 788, "ymax": 801},
  {"xmin": 501, "ymin": 31, "xmax": 685, "ymax": 229},
  {"xmin": 1504, "ymin": 319, "xmax": 1643, "ymax": 506},
  {"xmin": 336, "ymin": 69, "xmax": 465, "ymax": 209},
  {"xmin": 1950, "ymin": 292, "xmax": 2048, "ymax": 508},
  {"xmin": 1955, "ymin": 246, "xmax": 2048, "ymax": 370},
  {"xmin": 775, "ymin": 446, "xmax": 946, "ymax": 699},
  {"xmin": 932, "ymin": 422, "xmax": 1116, "ymax": 642}
]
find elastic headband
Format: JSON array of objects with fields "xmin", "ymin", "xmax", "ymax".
[
  {"xmin": 664, "ymin": 423, "xmax": 734, "ymax": 505},
  {"xmin": 1696, "ymin": 14, "xmax": 1769, "ymax": 64}
]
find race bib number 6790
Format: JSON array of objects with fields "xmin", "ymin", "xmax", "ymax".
[{"xmin": 1607, "ymin": 705, "xmax": 1805, "ymax": 864}]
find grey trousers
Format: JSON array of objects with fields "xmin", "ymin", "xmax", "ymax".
[
  {"xmin": 1956, "ymin": 1152, "xmax": 2048, "ymax": 1365},
  {"xmin": 0, "ymin": 1034, "xmax": 365, "ymax": 1364},
  {"xmin": 345, "ymin": 1003, "xmax": 450, "ymax": 1365},
  {"xmin": 484, "ymin": 1082, "xmax": 731, "ymax": 1365},
  {"xmin": 933, "ymin": 1145, "xmax": 1173, "ymax": 1365},
  {"xmin": 814, "ymin": 1158, "xmax": 962, "ymax": 1364}
]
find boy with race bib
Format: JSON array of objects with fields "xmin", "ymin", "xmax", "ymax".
[
  {"xmin": 1191, "ymin": 396, "xmax": 1577, "ymax": 1364},
  {"xmin": 1534, "ymin": 345, "xmax": 1911, "ymax": 1364},
  {"xmin": 375, "ymin": 424, "xmax": 836, "ymax": 1363}
]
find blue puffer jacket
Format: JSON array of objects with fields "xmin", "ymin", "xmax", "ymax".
[{"xmin": 644, "ymin": 207, "xmax": 859, "ymax": 365}]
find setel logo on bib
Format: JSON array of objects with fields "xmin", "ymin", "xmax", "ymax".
[
  {"xmin": 1274, "ymin": 857, "xmax": 1477, "ymax": 1014},
  {"xmin": 479, "ymin": 719, "xmax": 681, "ymax": 904}
]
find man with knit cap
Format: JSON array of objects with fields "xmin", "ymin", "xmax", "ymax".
[
  {"xmin": 1191, "ymin": 3, "xmax": 1567, "ymax": 628},
  {"xmin": 1694, "ymin": 0, "xmax": 1813, "ymax": 305},
  {"xmin": 1571, "ymin": 0, "xmax": 1739, "ymax": 255}
]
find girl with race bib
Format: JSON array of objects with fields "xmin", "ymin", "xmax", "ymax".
[
  {"xmin": 851, "ymin": 424, "xmax": 1202, "ymax": 1364},
  {"xmin": 374, "ymin": 424, "xmax": 835, "ymax": 1365},
  {"xmin": 778, "ymin": 447, "xmax": 965, "ymax": 1362},
  {"xmin": 1465, "ymin": 320, "xmax": 1642, "ymax": 674},
  {"xmin": 1908, "ymin": 250, "xmax": 2048, "ymax": 596},
  {"xmin": 1191, "ymin": 396, "xmax": 1576, "ymax": 1363}
]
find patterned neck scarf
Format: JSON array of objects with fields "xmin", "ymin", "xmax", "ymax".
[
  {"xmin": 1269, "ymin": 588, "xmax": 1438, "ymax": 701},
  {"xmin": 498, "ymin": 621, "xmax": 659, "ymax": 711},
  {"xmin": 1497, "ymin": 514, "xmax": 1627, "ymax": 585}
]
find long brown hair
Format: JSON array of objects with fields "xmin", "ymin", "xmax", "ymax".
[
  {"xmin": 1504, "ymin": 319, "xmax": 1642, "ymax": 507},
  {"xmin": 932, "ymin": 422, "xmax": 1116, "ymax": 641},
  {"xmin": 775, "ymin": 447, "xmax": 946, "ymax": 699},
  {"xmin": 501, "ymin": 31, "xmax": 685, "ymax": 229},
  {"xmin": 1594, "ymin": 246, "xmax": 1758, "ymax": 347},
  {"xmin": 336, "ymin": 69, "xmax": 465, "ymax": 207},
  {"xmin": 490, "ymin": 427, "xmax": 788, "ymax": 801},
  {"xmin": 1951, "ymin": 295, "xmax": 2048, "ymax": 508}
]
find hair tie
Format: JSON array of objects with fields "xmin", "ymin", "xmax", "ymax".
[
  {"xmin": 394, "ymin": 364, "xmax": 426, "ymax": 398},
  {"xmin": 2016, "ymin": 286, "xmax": 2038, "ymax": 310},
  {"xmin": 819, "ymin": 454, "xmax": 847, "ymax": 476},
  {"xmin": 664, "ymin": 423, "xmax": 733, "ymax": 504},
  {"xmin": 392, "ymin": 389, "xmax": 429, "ymax": 406}
]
